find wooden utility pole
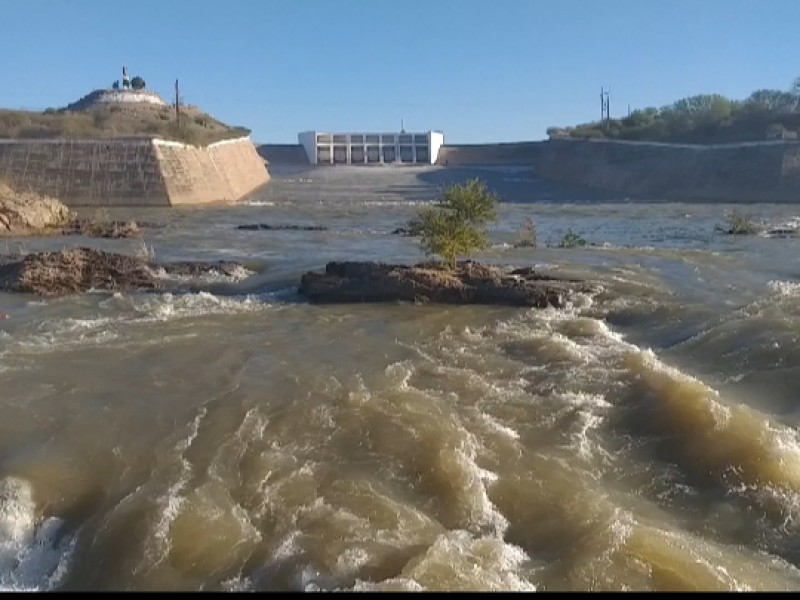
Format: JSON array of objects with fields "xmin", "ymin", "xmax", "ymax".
[{"xmin": 175, "ymin": 79, "xmax": 180, "ymax": 123}]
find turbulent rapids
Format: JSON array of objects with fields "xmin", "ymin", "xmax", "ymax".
[{"xmin": 2, "ymin": 165, "xmax": 800, "ymax": 591}]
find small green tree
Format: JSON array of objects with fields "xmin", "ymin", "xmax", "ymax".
[
  {"xmin": 724, "ymin": 209, "xmax": 762, "ymax": 234},
  {"xmin": 112, "ymin": 80, "xmax": 120, "ymax": 90},
  {"xmin": 411, "ymin": 178, "xmax": 498, "ymax": 269},
  {"xmin": 130, "ymin": 76, "xmax": 146, "ymax": 90},
  {"xmin": 559, "ymin": 228, "xmax": 587, "ymax": 248}
]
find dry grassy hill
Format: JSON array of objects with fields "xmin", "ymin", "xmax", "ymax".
[{"xmin": 0, "ymin": 97, "xmax": 251, "ymax": 146}]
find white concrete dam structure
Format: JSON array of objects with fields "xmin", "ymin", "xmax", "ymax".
[{"xmin": 298, "ymin": 130, "xmax": 444, "ymax": 165}]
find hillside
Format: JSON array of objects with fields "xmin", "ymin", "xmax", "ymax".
[
  {"xmin": 549, "ymin": 84, "xmax": 800, "ymax": 144},
  {"xmin": 0, "ymin": 100, "xmax": 251, "ymax": 146}
]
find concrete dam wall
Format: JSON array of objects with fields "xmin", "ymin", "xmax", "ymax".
[
  {"xmin": 533, "ymin": 139, "xmax": 800, "ymax": 202},
  {"xmin": 435, "ymin": 142, "xmax": 544, "ymax": 166},
  {"xmin": 257, "ymin": 144, "xmax": 310, "ymax": 165},
  {"xmin": 0, "ymin": 136, "xmax": 269, "ymax": 206}
]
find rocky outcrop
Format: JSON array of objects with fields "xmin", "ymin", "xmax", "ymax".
[
  {"xmin": 0, "ymin": 247, "xmax": 247, "ymax": 296},
  {"xmin": 0, "ymin": 184, "xmax": 72, "ymax": 235},
  {"xmin": 0, "ymin": 184, "xmax": 149, "ymax": 238},
  {"xmin": 299, "ymin": 261, "xmax": 591, "ymax": 308}
]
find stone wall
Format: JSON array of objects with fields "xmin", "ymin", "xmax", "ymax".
[
  {"xmin": 533, "ymin": 139, "xmax": 800, "ymax": 202},
  {"xmin": 0, "ymin": 139, "xmax": 169, "ymax": 206},
  {"xmin": 0, "ymin": 137, "xmax": 269, "ymax": 206}
]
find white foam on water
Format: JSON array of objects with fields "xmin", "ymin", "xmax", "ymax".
[
  {"xmin": 391, "ymin": 529, "xmax": 536, "ymax": 592},
  {"xmin": 768, "ymin": 280, "xmax": 800, "ymax": 297},
  {"xmin": 441, "ymin": 428, "xmax": 509, "ymax": 537},
  {"xmin": 384, "ymin": 361, "xmax": 415, "ymax": 391},
  {"xmin": 147, "ymin": 406, "xmax": 207, "ymax": 569},
  {"xmin": 0, "ymin": 477, "xmax": 76, "ymax": 592},
  {"xmin": 558, "ymin": 392, "xmax": 613, "ymax": 464},
  {"xmin": 150, "ymin": 264, "xmax": 256, "ymax": 284},
  {"xmin": 478, "ymin": 412, "xmax": 521, "ymax": 441},
  {"xmin": 352, "ymin": 577, "xmax": 426, "ymax": 591},
  {"xmin": 243, "ymin": 200, "xmax": 276, "ymax": 206},
  {"xmin": 221, "ymin": 574, "xmax": 255, "ymax": 591},
  {"xmin": 2, "ymin": 291, "xmax": 279, "ymax": 361}
]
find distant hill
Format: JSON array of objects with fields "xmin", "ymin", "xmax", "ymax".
[{"xmin": 0, "ymin": 90, "xmax": 251, "ymax": 146}]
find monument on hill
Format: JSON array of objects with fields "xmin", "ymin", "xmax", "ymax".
[{"xmin": 122, "ymin": 66, "xmax": 131, "ymax": 90}]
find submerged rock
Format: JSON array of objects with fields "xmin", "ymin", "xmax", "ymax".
[
  {"xmin": 0, "ymin": 247, "xmax": 249, "ymax": 296},
  {"xmin": 62, "ymin": 218, "xmax": 142, "ymax": 239},
  {"xmin": 390, "ymin": 227, "xmax": 415, "ymax": 236},
  {"xmin": 237, "ymin": 223, "xmax": 328, "ymax": 231},
  {"xmin": 299, "ymin": 261, "xmax": 592, "ymax": 308}
]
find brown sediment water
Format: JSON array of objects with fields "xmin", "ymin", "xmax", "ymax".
[{"xmin": 1, "ymin": 165, "xmax": 800, "ymax": 591}]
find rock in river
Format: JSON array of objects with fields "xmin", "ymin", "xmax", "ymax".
[
  {"xmin": 299, "ymin": 261, "xmax": 593, "ymax": 308},
  {"xmin": 0, "ymin": 247, "xmax": 248, "ymax": 296}
]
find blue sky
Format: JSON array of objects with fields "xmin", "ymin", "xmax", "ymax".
[{"xmin": 1, "ymin": 0, "xmax": 799, "ymax": 144}]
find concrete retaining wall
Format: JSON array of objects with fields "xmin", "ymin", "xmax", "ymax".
[
  {"xmin": 435, "ymin": 142, "xmax": 544, "ymax": 166},
  {"xmin": 533, "ymin": 139, "xmax": 800, "ymax": 202},
  {"xmin": 0, "ymin": 136, "xmax": 269, "ymax": 206},
  {"xmin": 257, "ymin": 144, "xmax": 310, "ymax": 165}
]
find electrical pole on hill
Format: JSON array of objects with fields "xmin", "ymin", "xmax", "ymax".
[
  {"xmin": 600, "ymin": 86, "xmax": 611, "ymax": 129},
  {"xmin": 175, "ymin": 79, "xmax": 180, "ymax": 123}
]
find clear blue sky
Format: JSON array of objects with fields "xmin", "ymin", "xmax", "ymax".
[{"xmin": 1, "ymin": 0, "xmax": 799, "ymax": 144}]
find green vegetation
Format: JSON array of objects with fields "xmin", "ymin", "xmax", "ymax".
[
  {"xmin": 0, "ymin": 104, "xmax": 250, "ymax": 146},
  {"xmin": 411, "ymin": 178, "xmax": 499, "ymax": 269},
  {"xmin": 717, "ymin": 209, "xmax": 763, "ymax": 235},
  {"xmin": 514, "ymin": 217, "xmax": 538, "ymax": 248},
  {"xmin": 130, "ymin": 76, "xmax": 146, "ymax": 90},
  {"xmin": 548, "ymin": 78, "xmax": 800, "ymax": 144},
  {"xmin": 558, "ymin": 229, "xmax": 587, "ymax": 248}
]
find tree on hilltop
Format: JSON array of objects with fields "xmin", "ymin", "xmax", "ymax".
[{"xmin": 131, "ymin": 76, "xmax": 146, "ymax": 90}]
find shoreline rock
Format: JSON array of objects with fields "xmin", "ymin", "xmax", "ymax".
[
  {"xmin": 299, "ymin": 261, "xmax": 593, "ymax": 308},
  {"xmin": 1, "ymin": 183, "xmax": 151, "ymax": 239},
  {"xmin": 0, "ymin": 247, "xmax": 248, "ymax": 296},
  {"xmin": 0, "ymin": 184, "xmax": 71, "ymax": 235}
]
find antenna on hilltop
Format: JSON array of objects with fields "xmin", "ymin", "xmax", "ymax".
[
  {"xmin": 401, "ymin": 118, "xmax": 405, "ymax": 133},
  {"xmin": 175, "ymin": 79, "xmax": 180, "ymax": 122}
]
